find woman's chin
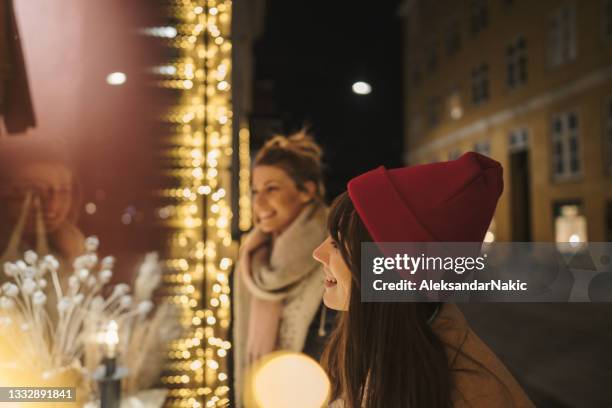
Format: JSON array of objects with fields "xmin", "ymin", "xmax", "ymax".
[
  {"xmin": 322, "ymin": 292, "xmax": 341, "ymax": 311},
  {"xmin": 258, "ymin": 222, "xmax": 275, "ymax": 234},
  {"xmin": 258, "ymin": 219, "xmax": 290, "ymax": 235}
]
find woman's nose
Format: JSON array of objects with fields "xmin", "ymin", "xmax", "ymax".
[
  {"xmin": 312, "ymin": 239, "xmax": 329, "ymax": 264},
  {"xmin": 253, "ymin": 192, "xmax": 267, "ymax": 209}
]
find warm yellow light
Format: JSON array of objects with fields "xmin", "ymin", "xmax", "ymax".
[
  {"xmin": 160, "ymin": 2, "xmax": 234, "ymax": 406},
  {"xmin": 244, "ymin": 352, "xmax": 330, "ymax": 408}
]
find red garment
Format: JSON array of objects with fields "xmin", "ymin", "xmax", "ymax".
[{"xmin": 347, "ymin": 152, "xmax": 503, "ymax": 243}]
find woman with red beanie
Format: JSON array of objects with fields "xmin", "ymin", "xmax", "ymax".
[{"xmin": 313, "ymin": 152, "xmax": 534, "ymax": 408}]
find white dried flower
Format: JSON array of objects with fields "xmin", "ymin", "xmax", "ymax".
[
  {"xmin": 91, "ymin": 296, "xmax": 105, "ymax": 311},
  {"xmin": 38, "ymin": 279, "xmax": 47, "ymax": 289},
  {"xmin": 15, "ymin": 260, "xmax": 27, "ymax": 272},
  {"xmin": 113, "ymin": 283, "xmax": 130, "ymax": 297},
  {"xmin": 84, "ymin": 254, "xmax": 98, "ymax": 269},
  {"xmin": 68, "ymin": 276, "xmax": 79, "ymax": 290},
  {"xmin": 85, "ymin": 236, "xmax": 100, "ymax": 252},
  {"xmin": 0, "ymin": 297, "xmax": 15, "ymax": 310},
  {"xmin": 23, "ymin": 266, "xmax": 37, "ymax": 279},
  {"xmin": 24, "ymin": 250, "xmax": 38, "ymax": 265},
  {"xmin": 3, "ymin": 262, "xmax": 18, "ymax": 277},
  {"xmin": 1, "ymin": 283, "xmax": 18, "ymax": 297},
  {"xmin": 0, "ymin": 316, "xmax": 12, "ymax": 327},
  {"xmin": 73, "ymin": 256, "xmax": 87, "ymax": 270},
  {"xmin": 42, "ymin": 255, "xmax": 59, "ymax": 271},
  {"xmin": 137, "ymin": 300, "xmax": 153, "ymax": 315},
  {"xmin": 22, "ymin": 278, "xmax": 37, "ymax": 295},
  {"xmin": 32, "ymin": 291, "xmax": 47, "ymax": 306},
  {"xmin": 77, "ymin": 268, "xmax": 90, "ymax": 281},
  {"xmin": 57, "ymin": 297, "xmax": 71, "ymax": 313},
  {"xmin": 87, "ymin": 276, "xmax": 97, "ymax": 288},
  {"xmin": 119, "ymin": 295, "xmax": 132, "ymax": 309},
  {"xmin": 99, "ymin": 269, "xmax": 113, "ymax": 283},
  {"xmin": 73, "ymin": 293, "xmax": 84, "ymax": 305},
  {"xmin": 21, "ymin": 323, "xmax": 30, "ymax": 332},
  {"xmin": 101, "ymin": 256, "xmax": 116, "ymax": 269}
]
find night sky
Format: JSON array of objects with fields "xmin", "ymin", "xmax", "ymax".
[{"xmin": 252, "ymin": 0, "xmax": 403, "ymax": 200}]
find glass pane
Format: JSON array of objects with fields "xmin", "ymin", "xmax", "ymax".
[
  {"xmin": 555, "ymin": 141, "xmax": 564, "ymax": 156},
  {"xmin": 568, "ymin": 113, "xmax": 578, "ymax": 129},
  {"xmin": 570, "ymin": 157, "xmax": 580, "ymax": 173},
  {"xmin": 553, "ymin": 118, "xmax": 563, "ymax": 133}
]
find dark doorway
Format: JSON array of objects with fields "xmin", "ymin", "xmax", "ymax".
[{"xmin": 510, "ymin": 150, "xmax": 532, "ymax": 241}]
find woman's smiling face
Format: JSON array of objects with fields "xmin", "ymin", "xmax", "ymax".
[
  {"xmin": 312, "ymin": 236, "xmax": 352, "ymax": 311},
  {"xmin": 252, "ymin": 165, "xmax": 314, "ymax": 235}
]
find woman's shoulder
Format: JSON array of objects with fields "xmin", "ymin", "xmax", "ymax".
[{"xmin": 433, "ymin": 304, "xmax": 535, "ymax": 408}]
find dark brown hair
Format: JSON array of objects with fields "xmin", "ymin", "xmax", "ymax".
[
  {"xmin": 320, "ymin": 192, "xmax": 452, "ymax": 408},
  {"xmin": 254, "ymin": 130, "xmax": 325, "ymax": 201}
]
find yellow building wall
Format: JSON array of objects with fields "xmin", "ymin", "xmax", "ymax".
[{"xmin": 402, "ymin": 0, "xmax": 612, "ymax": 242}]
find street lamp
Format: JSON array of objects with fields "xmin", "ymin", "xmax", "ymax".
[{"xmin": 352, "ymin": 81, "xmax": 371, "ymax": 95}]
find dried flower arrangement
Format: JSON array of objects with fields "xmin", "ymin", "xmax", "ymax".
[{"xmin": 0, "ymin": 236, "xmax": 181, "ymax": 405}]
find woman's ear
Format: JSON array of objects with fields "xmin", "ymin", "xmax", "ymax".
[{"xmin": 299, "ymin": 181, "xmax": 317, "ymax": 203}]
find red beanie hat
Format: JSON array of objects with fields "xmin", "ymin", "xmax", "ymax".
[{"xmin": 347, "ymin": 152, "xmax": 503, "ymax": 243}]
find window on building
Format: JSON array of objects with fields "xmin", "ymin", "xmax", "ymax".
[
  {"xmin": 426, "ymin": 39, "xmax": 439, "ymax": 73},
  {"xmin": 547, "ymin": 2, "xmax": 577, "ymax": 67},
  {"xmin": 445, "ymin": 19, "xmax": 461, "ymax": 56},
  {"xmin": 470, "ymin": 0, "xmax": 489, "ymax": 35},
  {"xmin": 427, "ymin": 97, "xmax": 441, "ymax": 128},
  {"xmin": 605, "ymin": 97, "xmax": 612, "ymax": 173},
  {"xmin": 603, "ymin": 0, "xmax": 612, "ymax": 39},
  {"xmin": 471, "ymin": 63, "xmax": 489, "ymax": 105},
  {"xmin": 551, "ymin": 111, "xmax": 581, "ymax": 180},
  {"xmin": 553, "ymin": 201, "xmax": 588, "ymax": 249},
  {"xmin": 507, "ymin": 36, "xmax": 528, "ymax": 88},
  {"xmin": 474, "ymin": 140, "xmax": 491, "ymax": 156},
  {"xmin": 448, "ymin": 149, "xmax": 461, "ymax": 160},
  {"xmin": 447, "ymin": 90, "xmax": 463, "ymax": 120},
  {"xmin": 508, "ymin": 128, "xmax": 529, "ymax": 152}
]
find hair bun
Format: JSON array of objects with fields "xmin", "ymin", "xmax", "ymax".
[{"xmin": 261, "ymin": 130, "xmax": 322, "ymax": 165}]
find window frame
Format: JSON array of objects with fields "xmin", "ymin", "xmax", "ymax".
[
  {"xmin": 470, "ymin": 0, "xmax": 489, "ymax": 36},
  {"xmin": 547, "ymin": 1, "xmax": 577, "ymax": 68},
  {"xmin": 474, "ymin": 139, "xmax": 491, "ymax": 156},
  {"xmin": 506, "ymin": 35, "xmax": 528, "ymax": 89},
  {"xmin": 471, "ymin": 62, "xmax": 490, "ymax": 106},
  {"xmin": 508, "ymin": 127, "xmax": 530, "ymax": 153},
  {"xmin": 445, "ymin": 18, "xmax": 462, "ymax": 56},
  {"xmin": 551, "ymin": 110, "xmax": 582, "ymax": 182}
]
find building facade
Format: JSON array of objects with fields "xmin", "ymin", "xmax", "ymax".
[{"xmin": 400, "ymin": 0, "xmax": 612, "ymax": 242}]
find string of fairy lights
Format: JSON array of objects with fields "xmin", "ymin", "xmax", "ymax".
[{"xmin": 152, "ymin": 1, "xmax": 241, "ymax": 407}]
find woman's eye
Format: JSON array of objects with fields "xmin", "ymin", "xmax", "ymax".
[{"xmin": 330, "ymin": 240, "xmax": 339, "ymax": 249}]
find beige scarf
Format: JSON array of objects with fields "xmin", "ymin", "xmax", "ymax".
[{"xmin": 233, "ymin": 202, "xmax": 328, "ymax": 407}]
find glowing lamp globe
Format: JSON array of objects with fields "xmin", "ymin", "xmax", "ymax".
[
  {"xmin": 244, "ymin": 351, "xmax": 330, "ymax": 408},
  {"xmin": 352, "ymin": 81, "xmax": 371, "ymax": 95}
]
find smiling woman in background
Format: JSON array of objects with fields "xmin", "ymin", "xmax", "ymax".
[{"xmin": 233, "ymin": 131, "xmax": 333, "ymax": 407}]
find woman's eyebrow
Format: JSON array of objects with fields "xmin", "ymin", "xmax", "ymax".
[{"xmin": 262, "ymin": 179, "xmax": 280, "ymax": 186}]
